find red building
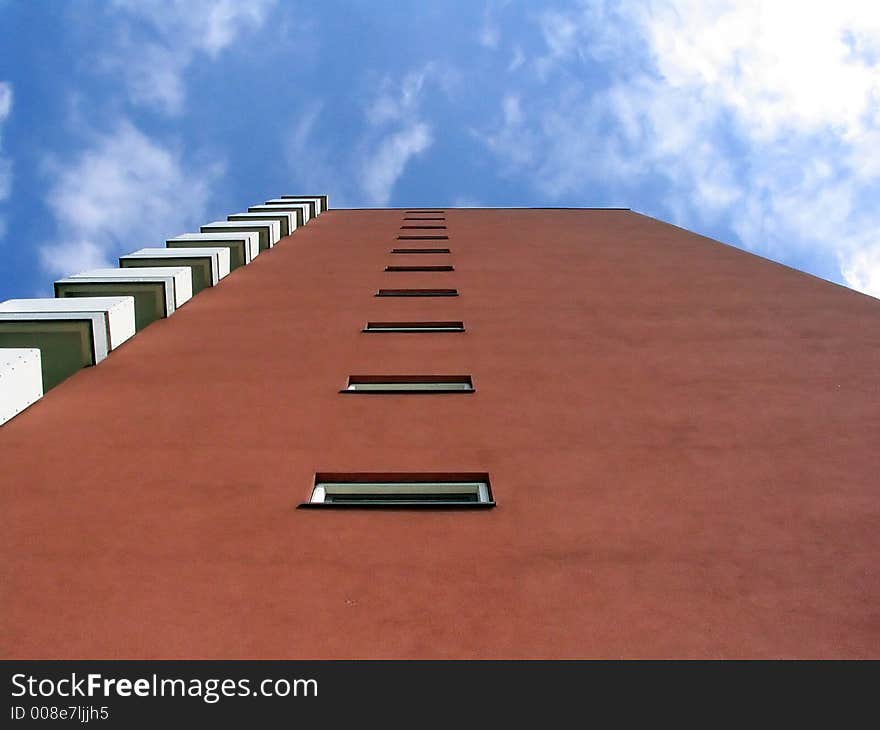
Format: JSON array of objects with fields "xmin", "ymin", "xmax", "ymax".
[{"xmin": 1, "ymin": 206, "xmax": 878, "ymax": 658}]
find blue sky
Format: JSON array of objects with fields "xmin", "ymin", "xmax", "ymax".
[{"xmin": 1, "ymin": 0, "xmax": 879, "ymax": 299}]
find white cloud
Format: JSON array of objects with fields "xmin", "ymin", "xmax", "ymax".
[
  {"xmin": 282, "ymin": 101, "xmax": 357, "ymax": 205},
  {"xmin": 508, "ymin": 46, "xmax": 526, "ymax": 71},
  {"xmin": 840, "ymin": 242, "xmax": 880, "ymax": 297},
  {"xmin": 366, "ymin": 70, "xmax": 430, "ymax": 126},
  {"xmin": 479, "ymin": 10, "xmax": 500, "ymax": 50},
  {"xmin": 478, "ymin": 1, "xmax": 506, "ymax": 50},
  {"xmin": 360, "ymin": 123, "xmax": 432, "ymax": 205},
  {"xmin": 481, "ymin": 93, "xmax": 540, "ymax": 172},
  {"xmin": 40, "ymin": 120, "xmax": 222, "ymax": 277},
  {"xmin": 288, "ymin": 67, "xmax": 437, "ymax": 206},
  {"xmin": 359, "ymin": 68, "xmax": 439, "ymax": 205},
  {"xmin": 105, "ymin": 0, "xmax": 277, "ymax": 115},
  {"xmin": 480, "ymin": 25, "xmax": 500, "ymax": 50},
  {"xmin": 481, "ymin": 0, "xmax": 880, "ymax": 298},
  {"xmin": 117, "ymin": 43, "xmax": 189, "ymax": 115},
  {"xmin": 535, "ymin": 10, "xmax": 580, "ymax": 78},
  {"xmin": 0, "ymin": 81, "xmax": 12, "ymax": 238},
  {"xmin": 638, "ymin": 0, "xmax": 880, "ymax": 140},
  {"xmin": 0, "ymin": 83, "xmax": 10, "ymax": 120}
]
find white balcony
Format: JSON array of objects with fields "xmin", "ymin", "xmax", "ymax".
[
  {"xmin": 120, "ymin": 247, "xmax": 230, "ymax": 294},
  {"xmin": 0, "ymin": 297, "xmax": 136, "ymax": 390},
  {"xmin": 55, "ymin": 267, "xmax": 192, "ymax": 331},
  {"xmin": 201, "ymin": 219, "xmax": 280, "ymax": 251},
  {"xmin": 228, "ymin": 211, "xmax": 297, "ymax": 238},
  {"xmin": 249, "ymin": 202, "xmax": 311, "ymax": 225},
  {"xmin": 0, "ymin": 348, "xmax": 43, "ymax": 426},
  {"xmin": 167, "ymin": 232, "xmax": 259, "ymax": 270}
]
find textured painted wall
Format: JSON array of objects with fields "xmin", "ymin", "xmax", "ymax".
[{"xmin": 1, "ymin": 209, "xmax": 878, "ymax": 658}]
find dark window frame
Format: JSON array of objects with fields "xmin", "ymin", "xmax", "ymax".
[
  {"xmin": 363, "ymin": 321, "xmax": 465, "ymax": 333},
  {"xmin": 376, "ymin": 288, "xmax": 458, "ymax": 297},
  {"xmin": 340, "ymin": 374, "xmax": 475, "ymax": 394},
  {"xmin": 384, "ymin": 265, "xmax": 454, "ymax": 272},
  {"xmin": 300, "ymin": 472, "xmax": 495, "ymax": 509},
  {"xmin": 391, "ymin": 248, "xmax": 451, "ymax": 254}
]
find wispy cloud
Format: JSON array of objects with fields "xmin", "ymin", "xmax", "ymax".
[
  {"xmin": 508, "ymin": 46, "xmax": 525, "ymax": 72},
  {"xmin": 479, "ymin": 0, "xmax": 880, "ymax": 298},
  {"xmin": 534, "ymin": 9, "xmax": 580, "ymax": 78},
  {"xmin": 103, "ymin": 0, "xmax": 277, "ymax": 115},
  {"xmin": 282, "ymin": 100, "xmax": 356, "ymax": 204},
  {"xmin": 366, "ymin": 69, "xmax": 431, "ymax": 126},
  {"xmin": 360, "ymin": 122, "xmax": 432, "ymax": 205},
  {"xmin": 479, "ymin": 4, "xmax": 500, "ymax": 49},
  {"xmin": 287, "ymin": 65, "xmax": 440, "ymax": 206},
  {"xmin": 40, "ymin": 120, "xmax": 223, "ymax": 277},
  {"xmin": 452, "ymin": 197, "xmax": 488, "ymax": 207},
  {"xmin": 358, "ymin": 66, "xmax": 442, "ymax": 205},
  {"xmin": 0, "ymin": 81, "xmax": 12, "ymax": 239}
]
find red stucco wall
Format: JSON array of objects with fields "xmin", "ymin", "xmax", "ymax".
[{"xmin": 1, "ymin": 209, "xmax": 878, "ymax": 658}]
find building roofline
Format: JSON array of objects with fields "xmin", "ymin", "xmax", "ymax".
[{"xmin": 335, "ymin": 206, "xmax": 632, "ymax": 211}]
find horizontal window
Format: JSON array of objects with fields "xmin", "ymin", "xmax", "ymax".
[
  {"xmin": 391, "ymin": 248, "xmax": 450, "ymax": 254},
  {"xmin": 385, "ymin": 265, "xmax": 454, "ymax": 272},
  {"xmin": 376, "ymin": 288, "xmax": 458, "ymax": 297},
  {"xmin": 400, "ymin": 225, "xmax": 447, "ymax": 230},
  {"xmin": 364, "ymin": 321, "xmax": 465, "ymax": 333},
  {"xmin": 403, "ymin": 217, "xmax": 445, "ymax": 221},
  {"xmin": 342, "ymin": 375, "xmax": 474, "ymax": 393},
  {"xmin": 302, "ymin": 473, "xmax": 494, "ymax": 508},
  {"xmin": 397, "ymin": 235, "xmax": 449, "ymax": 240}
]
